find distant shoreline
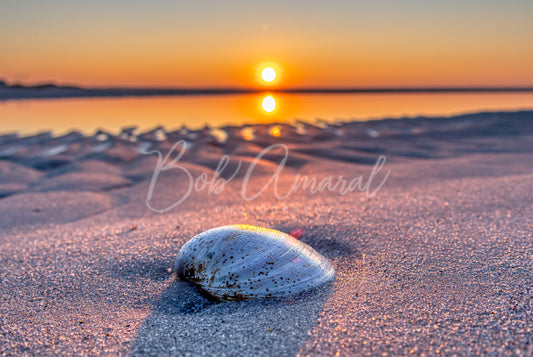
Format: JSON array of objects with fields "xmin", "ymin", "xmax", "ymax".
[{"xmin": 1, "ymin": 81, "xmax": 533, "ymax": 101}]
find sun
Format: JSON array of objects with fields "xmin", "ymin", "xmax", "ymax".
[
  {"xmin": 257, "ymin": 63, "xmax": 280, "ymax": 85},
  {"xmin": 261, "ymin": 67, "xmax": 276, "ymax": 83}
]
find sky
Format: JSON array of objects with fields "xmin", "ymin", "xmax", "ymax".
[{"xmin": 1, "ymin": 0, "xmax": 533, "ymax": 88}]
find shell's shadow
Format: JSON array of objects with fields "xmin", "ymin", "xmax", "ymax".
[
  {"xmin": 131, "ymin": 277, "xmax": 333, "ymax": 356},
  {"xmin": 274, "ymin": 223, "xmax": 362, "ymax": 259},
  {"xmin": 152, "ymin": 278, "xmax": 217, "ymax": 315}
]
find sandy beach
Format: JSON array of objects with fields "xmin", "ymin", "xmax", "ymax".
[{"xmin": 1, "ymin": 111, "xmax": 532, "ymax": 356}]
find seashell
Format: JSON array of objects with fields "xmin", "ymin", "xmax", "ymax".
[{"xmin": 175, "ymin": 224, "xmax": 335, "ymax": 301}]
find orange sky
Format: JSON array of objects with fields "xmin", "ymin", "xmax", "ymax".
[{"xmin": 1, "ymin": 0, "xmax": 533, "ymax": 88}]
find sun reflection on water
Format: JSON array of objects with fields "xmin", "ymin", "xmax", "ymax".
[{"xmin": 261, "ymin": 95, "xmax": 277, "ymax": 113}]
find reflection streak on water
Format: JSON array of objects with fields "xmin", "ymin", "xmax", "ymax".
[{"xmin": 1, "ymin": 92, "xmax": 532, "ymax": 135}]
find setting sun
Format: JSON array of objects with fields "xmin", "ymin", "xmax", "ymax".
[
  {"xmin": 257, "ymin": 62, "xmax": 281, "ymax": 86},
  {"xmin": 261, "ymin": 67, "xmax": 276, "ymax": 83}
]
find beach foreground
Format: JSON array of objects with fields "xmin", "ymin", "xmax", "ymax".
[{"xmin": 0, "ymin": 111, "xmax": 532, "ymax": 356}]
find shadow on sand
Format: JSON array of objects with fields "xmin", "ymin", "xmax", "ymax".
[{"xmin": 131, "ymin": 277, "xmax": 333, "ymax": 356}]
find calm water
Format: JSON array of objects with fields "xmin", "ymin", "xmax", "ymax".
[{"xmin": 1, "ymin": 92, "xmax": 533, "ymax": 135}]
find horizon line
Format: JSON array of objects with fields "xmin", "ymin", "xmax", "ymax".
[{"xmin": 1, "ymin": 81, "xmax": 533, "ymax": 101}]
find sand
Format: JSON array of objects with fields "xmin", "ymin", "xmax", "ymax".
[{"xmin": 0, "ymin": 111, "xmax": 532, "ymax": 356}]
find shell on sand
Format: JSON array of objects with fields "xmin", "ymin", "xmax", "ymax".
[{"xmin": 175, "ymin": 224, "xmax": 335, "ymax": 301}]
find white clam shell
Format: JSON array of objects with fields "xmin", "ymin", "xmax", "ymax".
[{"xmin": 175, "ymin": 225, "xmax": 335, "ymax": 301}]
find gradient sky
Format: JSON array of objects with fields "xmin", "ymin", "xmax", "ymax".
[{"xmin": 1, "ymin": 0, "xmax": 533, "ymax": 88}]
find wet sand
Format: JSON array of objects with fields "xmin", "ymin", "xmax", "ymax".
[{"xmin": 0, "ymin": 111, "xmax": 532, "ymax": 355}]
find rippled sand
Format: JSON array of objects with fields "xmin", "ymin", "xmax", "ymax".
[{"xmin": 1, "ymin": 111, "xmax": 532, "ymax": 355}]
